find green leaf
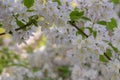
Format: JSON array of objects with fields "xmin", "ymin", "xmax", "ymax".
[
  {"xmin": 97, "ymin": 21, "xmax": 107, "ymax": 25},
  {"xmin": 76, "ymin": 27, "xmax": 86, "ymax": 39},
  {"xmin": 105, "ymin": 49, "xmax": 112, "ymax": 58},
  {"xmin": 97, "ymin": 18, "xmax": 118, "ymax": 31},
  {"xmin": 107, "ymin": 18, "xmax": 117, "ymax": 31},
  {"xmin": 33, "ymin": 20, "xmax": 38, "ymax": 27},
  {"xmin": 86, "ymin": 27, "xmax": 93, "ymax": 33},
  {"xmin": 0, "ymin": 47, "xmax": 21, "ymax": 74},
  {"xmin": 108, "ymin": 42, "xmax": 118, "ymax": 53},
  {"xmin": 58, "ymin": 66, "xmax": 70, "ymax": 78},
  {"xmin": 93, "ymin": 31, "xmax": 97, "ymax": 38},
  {"xmin": 118, "ymin": 11, "xmax": 120, "ymax": 18},
  {"xmin": 99, "ymin": 55, "xmax": 108, "ymax": 62},
  {"xmin": 23, "ymin": 0, "xmax": 34, "ymax": 9},
  {"xmin": 76, "ymin": 27, "xmax": 84, "ymax": 36},
  {"xmin": 76, "ymin": 30, "xmax": 81, "ymax": 36},
  {"xmin": 110, "ymin": 0, "xmax": 119, "ymax": 4},
  {"xmin": 74, "ymin": 7, "xmax": 79, "ymax": 11},
  {"xmin": 86, "ymin": 27, "xmax": 97, "ymax": 38},
  {"xmin": 32, "ymin": 68, "xmax": 40, "ymax": 72},
  {"xmin": 32, "ymin": 19, "xmax": 38, "ymax": 26},
  {"xmin": 28, "ymin": 15, "xmax": 38, "ymax": 27},
  {"xmin": 16, "ymin": 19, "xmax": 25, "ymax": 27},
  {"xmin": 81, "ymin": 16, "xmax": 91, "ymax": 21},
  {"xmin": 70, "ymin": 10, "xmax": 84, "ymax": 21},
  {"xmin": 0, "ymin": 65, "xmax": 3, "ymax": 74},
  {"xmin": 0, "ymin": 23, "xmax": 2, "ymax": 27},
  {"xmin": 13, "ymin": 13, "xmax": 25, "ymax": 28},
  {"xmin": 52, "ymin": 0, "xmax": 61, "ymax": 5},
  {"xmin": 27, "ymin": 9, "xmax": 35, "ymax": 12}
]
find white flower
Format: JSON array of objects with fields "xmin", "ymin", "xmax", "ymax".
[
  {"xmin": 1, "ymin": 66, "xmax": 33, "ymax": 80},
  {"xmin": 107, "ymin": 59, "xmax": 120, "ymax": 74},
  {"xmin": 112, "ymin": 27, "xmax": 120, "ymax": 51}
]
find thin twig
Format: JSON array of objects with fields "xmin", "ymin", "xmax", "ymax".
[
  {"xmin": 0, "ymin": 32, "xmax": 6, "ymax": 36},
  {"xmin": 0, "ymin": 18, "xmax": 35, "ymax": 35},
  {"xmin": 104, "ymin": 53, "xmax": 111, "ymax": 60},
  {"xmin": 68, "ymin": 21, "xmax": 111, "ymax": 61},
  {"xmin": 68, "ymin": 21, "xmax": 88, "ymax": 38},
  {"xmin": 15, "ymin": 21, "xmax": 33, "ymax": 31}
]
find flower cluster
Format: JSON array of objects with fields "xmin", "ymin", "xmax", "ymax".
[{"xmin": 0, "ymin": 0, "xmax": 120, "ymax": 80}]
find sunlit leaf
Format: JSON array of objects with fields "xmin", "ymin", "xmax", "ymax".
[
  {"xmin": 110, "ymin": 0, "xmax": 119, "ymax": 4},
  {"xmin": 23, "ymin": 0, "xmax": 34, "ymax": 9},
  {"xmin": 97, "ymin": 21, "xmax": 107, "ymax": 25},
  {"xmin": 81, "ymin": 16, "xmax": 91, "ymax": 21},
  {"xmin": 105, "ymin": 49, "xmax": 112, "ymax": 58},
  {"xmin": 16, "ymin": 19, "xmax": 25, "ymax": 27},
  {"xmin": 52, "ymin": 0, "xmax": 61, "ymax": 5},
  {"xmin": 108, "ymin": 42, "xmax": 118, "ymax": 53},
  {"xmin": 107, "ymin": 18, "xmax": 117, "ymax": 31},
  {"xmin": 70, "ymin": 10, "xmax": 84, "ymax": 21},
  {"xmin": 99, "ymin": 55, "xmax": 108, "ymax": 62}
]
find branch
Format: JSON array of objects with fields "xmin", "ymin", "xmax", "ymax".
[
  {"xmin": 0, "ymin": 32, "xmax": 6, "ymax": 36},
  {"xmin": 0, "ymin": 19, "xmax": 35, "ymax": 36},
  {"xmin": 104, "ymin": 53, "xmax": 111, "ymax": 60},
  {"xmin": 68, "ymin": 21, "xmax": 88, "ymax": 38},
  {"xmin": 15, "ymin": 21, "xmax": 33, "ymax": 31},
  {"xmin": 68, "ymin": 21, "xmax": 111, "ymax": 61}
]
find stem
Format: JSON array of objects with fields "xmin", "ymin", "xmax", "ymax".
[
  {"xmin": 0, "ymin": 19, "xmax": 34, "ymax": 36},
  {"xmin": 68, "ymin": 21, "xmax": 88, "ymax": 38},
  {"xmin": 104, "ymin": 53, "xmax": 111, "ymax": 60},
  {"xmin": 0, "ymin": 32, "xmax": 6, "ymax": 36},
  {"xmin": 15, "ymin": 21, "xmax": 33, "ymax": 31},
  {"xmin": 69, "ymin": 21, "xmax": 111, "ymax": 61}
]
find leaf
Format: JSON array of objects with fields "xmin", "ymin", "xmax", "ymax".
[
  {"xmin": 118, "ymin": 11, "xmax": 120, "ymax": 18},
  {"xmin": 0, "ymin": 23, "xmax": 2, "ymax": 27},
  {"xmin": 81, "ymin": 16, "xmax": 91, "ymax": 21},
  {"xmin": 76, "ymin": 30, "xmax": 81, "ymax": 36},
  {"xmin": 0, "ymin": 47, "xmax": 21, "ymax": 74},
  {"xmin": 58, "ymin": 66, "xmax": 70, "ymax": 78},
  {"xmin": 76, "ymin": 27, "xmax": 86, "ymax": 39},
  {"xmin": 32, "ymin": 68, "xmax": 40, "ymax": 72},
  {"xmin": 32, "ymin": 19, "xmax": 38, "ymax": 26},
  {"xmin": 70, "ymin": 10, "xmax": 84, "ymax": 21},
  {"xmin": 99, "ymin": 55, "xmax": 108, "ymax": 62},
  {"xmin": 76, "ymin": 27, "xmax": 84, "ymax": 36},
  {"xmin": 74, "ymin": 7, "xmax": 79, "ymax": 11},
  {"xmin": 0, "ymin": 64, "xmax": 4, "ymax": 74},
  {"xmin": 97, "ymin": 21, "xmax": 107, "ymax": 25},
  {"xmin": 105, "ymin": 49, "xmax": 112, "ymax": 58},
  {"xmin": 28, "ymin": 15, "xmax": 38, "ymax": 27},
  {"xmin": 23, "ymin": 0, "xmax": 34, "ymax": 9},
  {"xmin": 110, "ymin": 0, "xmax": 119, "ymax": 4},
  {"xmin": 97, "ymin": 18, "xmax": 117, "ymax": 31},
  {"xmin": 86, "ymin": 27, "xmax": 97, "ymax": 38},
  {"xmin": 52, "ymin": 0, "xmax": 61, "ymax": 5},
  {"xmin": 107, "ymin": 18, "xmax": 117, "ymax": 31},
  {"xmin": 86, "ymin": 27, "xmax": 93, "ymax": 33},
  {"xmin": 108, "ymin": 42, "xmax": 118, "ymax": 53},
  {"xmin": 13, "ymin": 13, "xmax": 25, "ymax": 28},
  {"xmin": 29, "ymin": 15, "xmax": 38, "ymax": 21},
  {"xmin": 93, "ymin": 31, "xmax": 97, "ymax": 38},
  {"xmin": 27, "ymin": 9, "xmax": 35, "ymax": 12},
  {"xmin": 16, "ymin": 19, "xmax": 25, "ymax": 27}
]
